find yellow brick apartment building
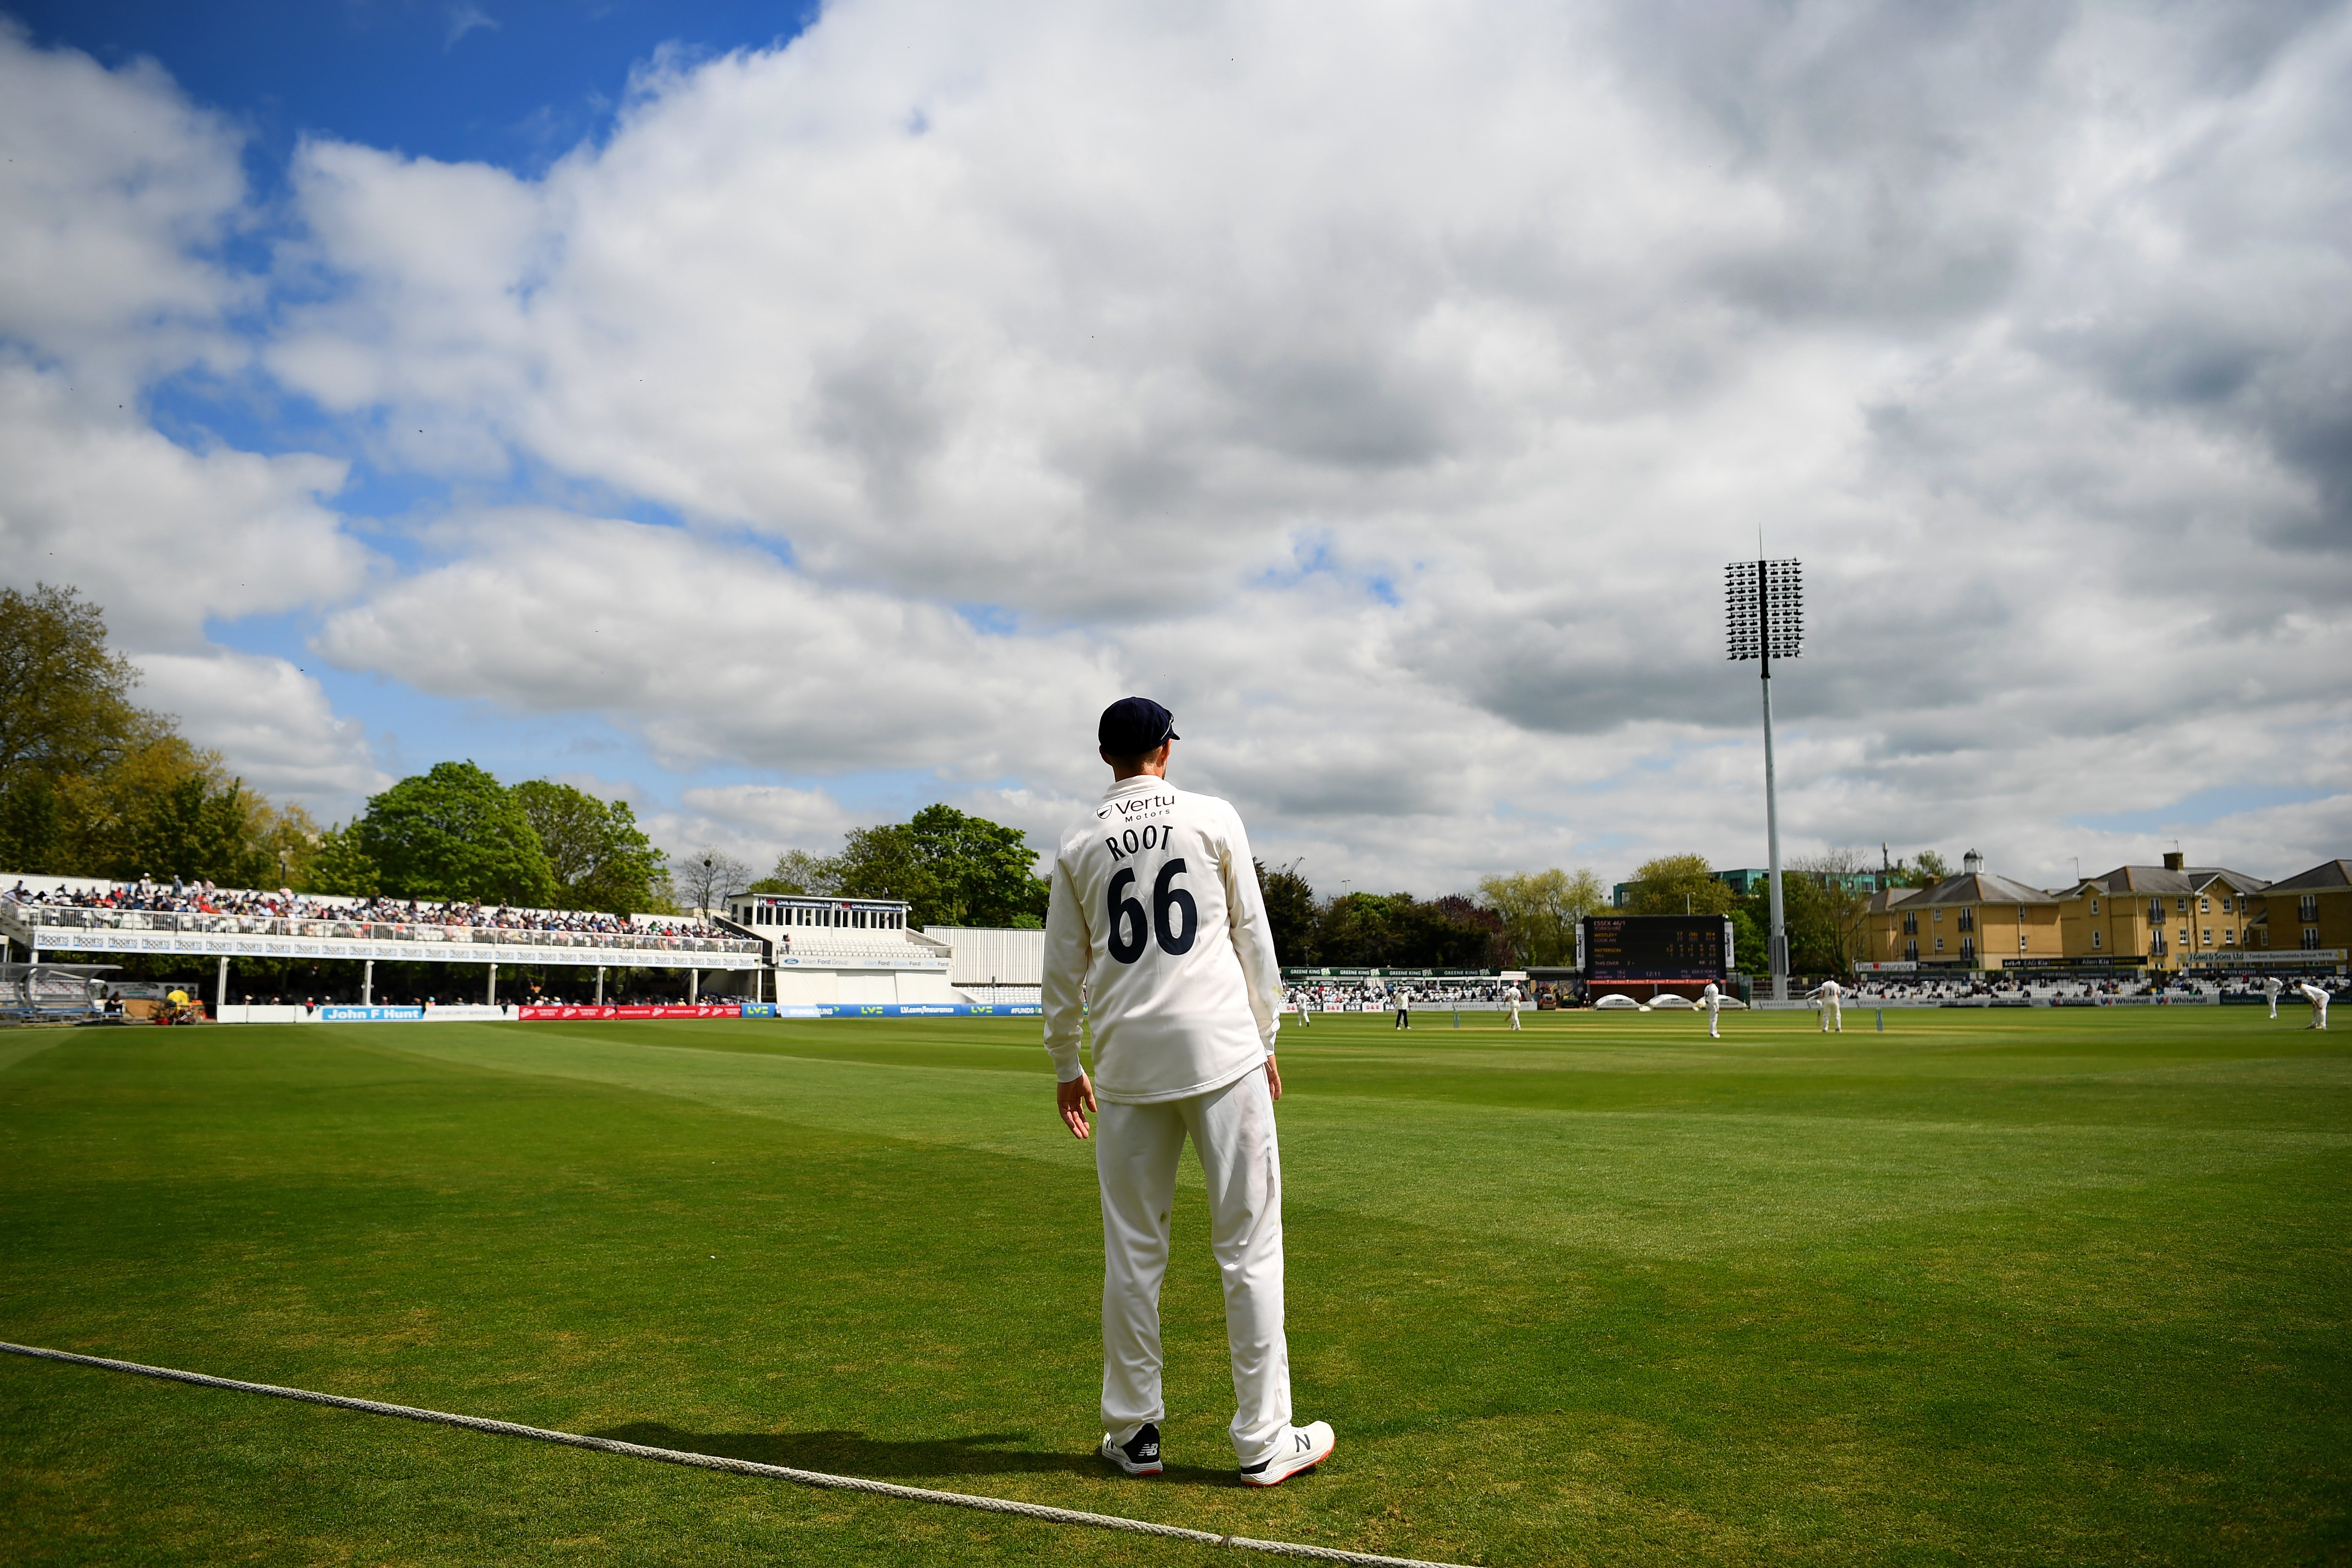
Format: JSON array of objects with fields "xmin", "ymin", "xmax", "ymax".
[
  {"xmin": 1861, "ymin": 851, "xmax": 2062, "ymax": 968},
  {"xmin": 1861, "ymin": 850, "xmax": 2349, "ymax": 975},
  {"xmin": 2055, "ymin": 853, "xmax": 2268, "ymax": 971}
]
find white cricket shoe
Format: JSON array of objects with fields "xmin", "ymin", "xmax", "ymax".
[{"xmin": 1239, "ymin": 1421, "xmax": 1335, "ymax": 1487}]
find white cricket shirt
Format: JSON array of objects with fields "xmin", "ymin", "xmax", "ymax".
[{"xmin": 1042, "ymin": 774, "xmax": 1282, "ymax": 1104}]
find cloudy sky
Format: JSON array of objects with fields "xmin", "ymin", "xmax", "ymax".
[{"xmin": 2, "ymin": 0, "xmax": 2347, "ymax": 897}]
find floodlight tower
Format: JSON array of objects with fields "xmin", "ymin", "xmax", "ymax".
[{"xmin": 1725, "ymin": 556, "xmax": 1803, "ymax": 1002}]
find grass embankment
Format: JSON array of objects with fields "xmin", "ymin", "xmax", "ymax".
[{"xmin": 1, "ymin": 1008, "xmax": 2345, "ymax": 1565}]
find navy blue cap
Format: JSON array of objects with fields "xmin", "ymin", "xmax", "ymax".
[{"xmin": 1098, "ymin": 697, "xmax": 1179, "ymax": 755}]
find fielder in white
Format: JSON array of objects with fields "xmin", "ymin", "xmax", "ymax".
[
  {"xmin": 1811, "ymin": 977, "xmax": 1843, "ymax": 1032},
  {"xmin": 1507, "ymin": 985, "xmax": 1523, "ymax": 1031},
  {"xmin": 2263, "ymin": 975, "xmax": 2282, "ymax": 1018},
  {"xmin": 2299, "ymin": 980, "xmax": 2330, "ymax": 1030},
  {"xmin": 1043, "ymin": 697, "xmax": 1335, "ymax": 1488},
  {"xmin": 1700, "ymin": 980, "xmax": 1723, "ymax": 1039}
]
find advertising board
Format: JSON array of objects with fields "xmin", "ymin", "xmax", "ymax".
[{"xmin": 520, "ymin": 1004, "xmax": 743, "ymax": 1021}]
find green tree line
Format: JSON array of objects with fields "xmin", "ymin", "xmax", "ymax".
[{"xmin": 1252, "ymin": 862, "xmax": 1610, "ymax": 969}]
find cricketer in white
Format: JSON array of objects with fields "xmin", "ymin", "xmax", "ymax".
[{"xmin": 1042, "ymin": 700, "xmax": 1335, "ymax": 1486}]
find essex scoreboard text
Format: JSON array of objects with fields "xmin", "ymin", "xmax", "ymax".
[{"xmin": 1580, "ymin": 915, "xmax": 1733, "ymax": 981}]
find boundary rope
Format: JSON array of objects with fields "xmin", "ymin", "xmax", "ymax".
[{"xmin": 2, "ymin": 1341, "xmax": 1468, "ymax": 1568}]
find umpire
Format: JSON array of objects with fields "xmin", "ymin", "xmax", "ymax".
[{"xmin": 1042, "ymin": 697, "xmax": 1336, "ymax": 1487}]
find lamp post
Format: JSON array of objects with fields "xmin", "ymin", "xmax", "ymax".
[{"xmin": 1726, "ymin": 556, "xmax": 1804, "ymax": 1002}]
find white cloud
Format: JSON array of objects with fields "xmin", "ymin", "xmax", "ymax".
[
  {"xmin": 133, "ymin": 649, "xmax": 389, "ymax": 809},
  {"xmin": 9, "ymin": 3, "xmax": 2352, "ymax": 896},
  {"xmin": 445, "ymin": 6, "xmax": 500, "ymax": 52},
  {"xmin": 313, "ymin": 509, "xmax": 1116, "ymax": 776},
  {"xmin": 0, "ymin": 20, "xmax": 251, "ymax": 395},
  {"xmin": 0, "ymin": 27, "xmax": 383, "ymax": 825},
  {"xmin": 0, "ymin": 363, "xmax": 367, "ymax": 649},
  {"xmin": 647, "ymin": 783, "xmax": 858, "ymax": 873}
]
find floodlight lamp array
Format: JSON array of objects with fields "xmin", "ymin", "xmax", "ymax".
[{"xmin": 1724, "ymin": 558, "xmax": 1803, "ymax": 662}]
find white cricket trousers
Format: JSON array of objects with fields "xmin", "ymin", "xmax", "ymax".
[
  {"xmin": 1821, "ymin": 999, "xmax": 1841, "ymax": 1032},
  {"xmin": 1095, "ymin": 1067, "xmax": 1290, "ymax": 1465}
]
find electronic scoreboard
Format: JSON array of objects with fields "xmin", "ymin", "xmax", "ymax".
[{"xmin": 1579, "ymin": 915, "xmax": 1733, "ymax": 981}]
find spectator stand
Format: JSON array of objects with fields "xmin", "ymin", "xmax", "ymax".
[
  {"xmin": 724, "ymin": 893, "xmax": 961, "ymax": 1007},
  {"xmin": 2, "ymin": 875, "xmax": 762, "ymax": 1019}
]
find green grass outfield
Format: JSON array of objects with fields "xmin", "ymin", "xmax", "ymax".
[{"xmin": 1, "ymin": 1006, "xmax": 2345, "ymax": 1566}]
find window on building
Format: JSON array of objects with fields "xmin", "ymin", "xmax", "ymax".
[
  {"xmin": 1934, "ymin": 908, "xmax": 1944, "ymax": 923},
  {"xmin": 2221, "ymin": 896, "xmax": 2232, "ymax": 914},
  {"xmin": 2020, "ymin": 932, "xmax": 2029, "ymax": 951},
  {"xmin": 2178, "ymin": 897, "xmax": 2189, "ymax": 912},
  {"xmin": 1903, "ymin": 912, "xmax": 1917, "ymax": 935},
  {"xmin": 2224, "ymin": 929, "xmax": 2236, "ymax": 946},
  {"xmin": 1961, "ymin": 936, "xmax": 1976, "ymax": 961},
  {"xmin": 2092, "ymin": 929, "xmax": 2102, "ymax": 949},
  {"xmin": 1958, "ymin": 908, "xmax": 1975, "ymax": 932},
  {"xmin": 1904, "ymin": 939, "xmax": 1919, "ymax": 961},
  {"xmin": 2302, "ymin": 895, "xmax": 2320, "ymax": 923},
  {"xmin": 2202, "ymin": 928, "xmax": 2213, "ymax": 947},
  {"xmin": 2179, "ymin": 928, "xmax": 2189, "ymax": 949},
  {"xmin": 1934, "ymin": 936, "xmax": 1944, "ymax": 952},
  {"xmin": 2306, "ymin": 928, "xmax": 2323, "ymax": 950},
  {"xmin": 2148, "ymin": 899, "xmax": 2164, "ymax": 924},
  {"xmin": 2090, "ymin": 899, "xmax": 2100, "ymax": 915},
  {"xmin": 2200, "ymin": 897, "xmax": 2210, "ymax": 914}
]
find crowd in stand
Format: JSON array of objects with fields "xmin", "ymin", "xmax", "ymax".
[
  {"xmin": 3, "ymin": 876, "xmax": 728, "ymax": 940},
  {"xmin": 1845, "ymin": 972, "xmax": 2344, "ymax": 1001},
  {"xmin": 1289, "ymin": 981, "xmax": 1514, "ymax": 1009}
]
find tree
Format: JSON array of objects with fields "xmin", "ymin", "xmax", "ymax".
[
  {"xmin": 1738, "ymin": 867, "xmax": 1862, "ymax": 979},
  {"xmin": 1256, "ymin": 859, "xmax": 1318, "ymax": 966},
  {"xmin": 512, "ymin": 780, "xmax": 667, "ymax": 913},
  {"xmin": 117, "ymin": 773, "xmax": 270, "ymax": 887},
  {"xmin": 1315, "ymin": 891, "xmax": 1504, "ymax": 968},
  {"xmin": 307, "ymin": 824, "xmax": 380, "ymax": 898},
  {"xmin": 0, "ymin": 584, "xmax": 168, "ymax": 876},
  {"xmin": 906, "ymin": 805, "xmax": 1049, "ymax": 927},
  {"xmin": 1793, "ymin": 849, "xmax": 1875, "ymax": 974},
  {"xmin": 354, "ymin": 762, "xmax": 555, "ymax": 906},
  {"xmin": 673, "ymin": 847, "xmax": 751, "ymax": 916},
  {"xmin": 1915, "ymin": 850, "xmax": 1952, "ymax": 883},
  {"xmin": 1625, "ymin": 854, "xmax": 1739, "ymax": 917},
  {"xmin": 811, "ymin": 805, "xmax": 1050, "ymax": 928},
  {"xmin": 1477, "ymin": 868, "xmax": 1606, "ymax": 965},
  {"xmin": 823, "ymin": 823, "xmax": 928, "ymax": 909},
  {"xmin": 1728, "ymin": 906, "xmax": 1767, "ymax": 975},
  {"xmin": 0, "ymin": 584, "xmax": 144, "ymax": 783},
  {"xmin": 749, "ymin": 848, "xmax": 834, "ymax": 896}
]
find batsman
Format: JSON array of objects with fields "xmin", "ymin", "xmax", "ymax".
[{"xmin": 1042, "ymin": 697, "xmax": 1336, "ymax": 1488}]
